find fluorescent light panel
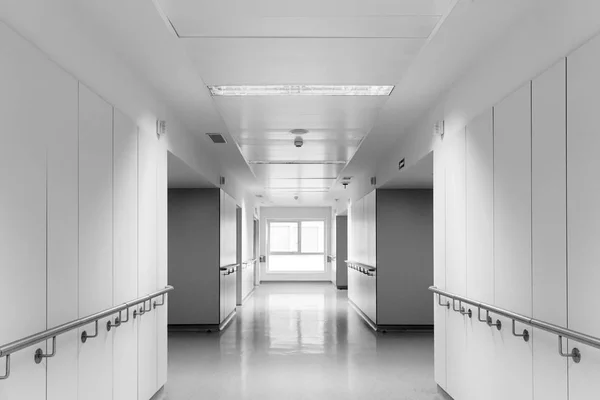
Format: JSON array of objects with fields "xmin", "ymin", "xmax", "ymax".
[
  {"xmin": 209, "ymin": 85, "xmax": 394, "ymax": 97},
  {"xmin": 248, "ymin": 160, "xmax": 347, "ymax": 165}
]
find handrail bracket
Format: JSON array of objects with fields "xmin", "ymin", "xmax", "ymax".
[
  {"xmin": 0, "ymin": 355, "xmax": 10, "ymax": 380},
  {"xmin": 81, "ymin": 320, "xmax": 99, "ymax": 343},
  {"xmin": 34, "ymin": 336, "xmax": 57, "ymax": 364},
  {"xmin": 558, "ymin": 335, "xmax": 581, "ymax": 363},
  {"xmin": 512, "ymin": 320, "xmax": 530, "ymax": 342}
]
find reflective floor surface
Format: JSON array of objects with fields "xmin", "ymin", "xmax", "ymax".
[{"xmin": 155, "ymin": 282, "xmax": 447, "ymax": 400}]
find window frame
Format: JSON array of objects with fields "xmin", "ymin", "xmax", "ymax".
[{"xmin": 267, "ymin": 218, "xmax": 327, "ymax": 273}]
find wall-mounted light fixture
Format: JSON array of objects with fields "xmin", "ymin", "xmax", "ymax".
[{"xmin": 156, "ymin": 120, "xmax": 167, "ymax": 137}]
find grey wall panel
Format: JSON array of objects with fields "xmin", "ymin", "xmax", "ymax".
[
  {"xmin": 376, "ymin": 189, "xmax": 434, "ymax": 326},
  {"xmin": 336, "ymin": 216, "xmax": 348, "ymax": 288},
  {"xmin": 168, "ymin": 189, "xmax": 220, "ymax": 325}
]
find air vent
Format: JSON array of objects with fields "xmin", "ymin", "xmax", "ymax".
[
  {"xmin": 206, "ymin": 133, "xmax": 227, "ymax": 144},
  {"xmin": 342, "ymin": 176, "xmax": 353, "ymax": 181}
]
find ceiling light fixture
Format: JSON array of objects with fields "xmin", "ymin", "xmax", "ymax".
[
  {"xmin": 248, "ymin": 160, "xmax": 347, "ymax": 165},
  {"xmin": 208, "ymin": 85, "xmax": 394, "ymax": 97}
]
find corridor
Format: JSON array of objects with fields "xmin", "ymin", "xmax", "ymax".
[{"xmin": 158, "ymin": 283, "xmax": 440, "ymax": 400}]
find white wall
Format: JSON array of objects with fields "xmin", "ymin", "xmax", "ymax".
[
  {"xmin": 432, "ymin": 29, "xmax": 600, "ymax": 400},
  {"xmin": 0, "ymin": 22, "xmax": 166, "ymax": 400},
  {"xmin": 0, "ymin": 1, "xmax": 258, "ymax": 291},
  {"xmin": 259, "ymin": 207, "xmax": 332, "ymax": 282}
]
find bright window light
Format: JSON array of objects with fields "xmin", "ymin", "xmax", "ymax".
[{"xmin": 208, "ymin": 85, "xmax": 394, "ymax": 97}]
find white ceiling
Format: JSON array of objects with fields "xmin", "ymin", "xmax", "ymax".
[
  {"xmin": 168, "ymin": 152, "xmax": 216, "ymax": 189},
  {"xmin": 69, "ymin": 0, "xmax": 539, "ymax": 206},
  {"xmin": 155, "ymin": 0, "xmax": 450, "ymax": 204},
  {"xmin": 380, "ymin": 152, "xmax": 433, "ymax": 189}
]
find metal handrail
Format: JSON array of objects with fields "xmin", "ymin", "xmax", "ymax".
[
  {"xmin": 344, "ymin": 260, "xmax": 376, "ymax": 271},
  {"xmin": 430, "ymin": 286, "xmax": 593, "ymax": 363},
  {"xmin": 220, "ymin": 263, "xmax": 240, "ymax": 271},
  {"xmin": 0, "ymin": 285, "xmax": 173, "ymax": 380}
]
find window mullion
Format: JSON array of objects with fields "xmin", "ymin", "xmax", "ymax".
[{"xmin": 297, "ymin": 221, "xmax": 302, "ymax": 253}]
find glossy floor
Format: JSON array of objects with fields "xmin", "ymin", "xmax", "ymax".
[{"xmin": 156, "ymin": 282, "xmax": 446, "ymax": 400}]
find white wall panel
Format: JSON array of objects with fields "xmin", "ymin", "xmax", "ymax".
[
  {"xmin": 493, "ymin": 83, "xmax": 532, "ymax": 316},
  {"xmin": 445, "ymin": 128, "xmax": 466, "ymax": 295},
  {"xmin": 531, "ymin": 60, "xmax": 568, "ymax": 400},
  {"xmin": 433, "ymin": 149, "xmax": 446, "ymax": 290},
  {"xmin": 566, "ymin": 33, "xmax": 600, "ymax": 400},
  {"xmin": 433, "ymin": 148, "xmax": 447, "ymax": 389},
  {"xmin": 33, "ymin": 24, "xmax": 79, "ymax": 400},
  {"xmin": 0, "ymin": 23, "xmax": 49, "ymax": 400},
  {"xmin": 78, "ymin": 83, "xmax": 114, "ymax": 400},
  {"xmin": 445, "ymin": 310, "xmax": 468, "ymax": 400},
  {"xmin": 78, "ymin": 317, "xmax": 113, "ymax": 400},
  {"xmin": 79, "ymin": 83, "xmax": 114, "ymax": 316},
  {"xmin": 156, "ymin": 140, "xmax": 169, "ymax": 389},
  {"xmin": 112, "ymin": 109, "xmax": 139, "ymax": 400},
  {"xmin": 532, "ymin": 59, "xmax": 567, "ymax": 325},
  {"xmin": 491, "ymin": 314, "xmax": 533, "ymax": 400},
  {"xmin": 138, "ymin": 126, "xmax": 159, "ymax": 399},
  {"xmin": 466, "ymin": 110, "xmax": 494, "ymax": 304},
  {"xmin": 569, "ymin": 341, "xmax": 600, "ymax": 400},
  {"xmin": 464, "ymin": 315, "xmax": 496, "ymax": 400},
  {"xmin": 532, "ymin": 329, "xmax": 567, "ymax": 400},
  {"xmin": 567, "ymin": 33, "xmax": 600, "ymax": 338}
]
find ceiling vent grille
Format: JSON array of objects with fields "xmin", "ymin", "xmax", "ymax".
[{"xmin": 206, "ymin": 133, "xmax": 227, "ymax": 144}]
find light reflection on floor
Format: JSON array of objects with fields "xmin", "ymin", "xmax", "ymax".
[{"xmin": 155, "ymin": 282, "xmax": 446, "ymax": 400}]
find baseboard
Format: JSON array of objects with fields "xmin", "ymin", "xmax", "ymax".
[
  {"xmin": 260, "ymin": 280, "xmax": 332, "ymax": 283},
  {"xmin": 238, "ymin": 287, "xmax": 256, "ymax": 306},
  {"xmin": 168, "ymin": 324, "xmax": 219, "ymax": 332},
  {"xmin": 219, "ymin": 309, "xmax": 236, "ymax": 331},
  {"xmin": 438, "ymin": 385, "xmax": 454, "ymax": 399},
  {"xmin": 377, "ymin": 325, "xmax": 434, "ymax": 333},
  {"xmin": 348, "ymin": 299, "xmax": 378, "ymax": 332},
  {"xmin": 150, "ymin": 385, "xmax": 165, "ymax": 400}
]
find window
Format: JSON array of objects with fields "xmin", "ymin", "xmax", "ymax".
[{"xmin": 268, "ymin": 220, "xmax": 326, "ymax": 272}]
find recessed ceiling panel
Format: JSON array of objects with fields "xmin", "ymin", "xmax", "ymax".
[
  {"xmin": 240, "ymin": 139, "xmax": 361, "ymax": 163},
  {"xmin": 250, "ymin": 164, "xmax": 345, "ymax": 180},
  {"xmin": 266, "ymin": 178, "xmax": 336, "ymax": 190},
  {"xmin": 171, "ymin": 16, "xmax": 440, "ymax": 39},
  {"xmin": 158, "ymin": 0, "xmax": 447, "ymax": 38},
  {"xmin": 158, "ymin": 0, "xmax": 447, "ymax": 17},
  {"xmin": 214, "ymin": 96, "xmax": 388, "ymax": 132},
  {"xmin": 184, "ymin": 38, "xmax": 425, "ymax": 85}
]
